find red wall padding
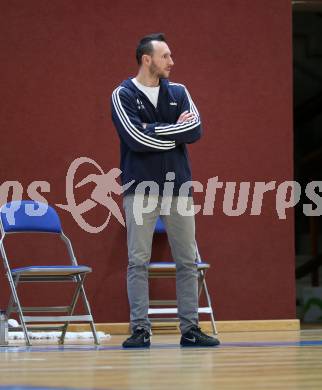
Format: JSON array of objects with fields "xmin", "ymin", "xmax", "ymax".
[{"xmin": 0, "ymin": 0, "xmax": 295, "ymax": 321}]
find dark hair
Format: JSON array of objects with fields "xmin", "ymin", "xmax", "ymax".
[{"xmin": 136, "ymin": 33, "xmax": 166, "ymax": 65}]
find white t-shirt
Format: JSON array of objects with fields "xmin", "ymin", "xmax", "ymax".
[{"xmin": 132, "ymin": 78, "xmax": 160, "ymax": 108}]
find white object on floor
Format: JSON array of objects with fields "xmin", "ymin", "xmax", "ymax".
[
  {"xmin": 8, "ymin": 331, "xmax": 110, "ymax": 340},
  {"xmin": 8, "ymin": 319, "xmax": 19, "ymax": 328}
]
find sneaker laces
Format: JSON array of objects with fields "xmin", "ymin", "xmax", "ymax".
[
  {"xmin": 189, "ymin": 326, "xmax": 212, "ymax": 340},
  {"xmin": 129, "ymin": 328, "xmax": 149, "ymax": 340}
]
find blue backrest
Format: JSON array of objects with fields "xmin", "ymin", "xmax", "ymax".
[
  {"xmin": 0, "ymin": 200, "xmax": 62, "ymax": 233},
  {"xmin": 155, "ymin": 217, "xmax": 166, "ymax": 234}
]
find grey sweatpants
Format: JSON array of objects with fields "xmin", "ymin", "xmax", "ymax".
[{"xmin": 123, "ymin": 194, "xmax": 199, "ymax": 334}]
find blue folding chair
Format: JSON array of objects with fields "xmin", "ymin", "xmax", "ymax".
[
  {"xmin": 148, "ymin": 218, "xmax": 218, "ymax": 335},
  {"xmin": 0, "ymin": 200, "xmax": 99, "ymax": 346}
]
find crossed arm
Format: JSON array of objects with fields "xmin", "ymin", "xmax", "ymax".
[
  {"xmin": 112, "ymin": 86, "xmax": 202, "ymax": 152},
  {"xmin": 142, "ymin": 110, "xmax": 195, "ymax": 128}
]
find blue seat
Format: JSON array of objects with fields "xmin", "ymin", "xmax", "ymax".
[
  {"xmin": 0, "ymin": 200, "xmax": 99, "ymax": 346},
  {"xmin": 147, "ymin": 217, "xmax": 218, "ymax": 335}
]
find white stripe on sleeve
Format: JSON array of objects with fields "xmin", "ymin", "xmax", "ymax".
[
  {"xmin": 154, "ymin": 83, "xmax": 200, "ymax": 135},
  {"xmin": 112, "ymin": 87, "xmax": 175, "ymax": 150}
]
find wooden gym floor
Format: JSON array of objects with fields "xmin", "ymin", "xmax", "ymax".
[{"xmin": 0, "ymin": 328, "xmax": 322, "ymax": 390}]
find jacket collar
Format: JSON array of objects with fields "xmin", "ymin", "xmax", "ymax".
[{"xmin": 121, "ymin": 77, "xmax": 169, "ymax": 95}]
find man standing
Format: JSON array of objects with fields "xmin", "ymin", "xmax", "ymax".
[{"xmin": 111, "ymin": 33, "xmax": 219, "ymax": 348}]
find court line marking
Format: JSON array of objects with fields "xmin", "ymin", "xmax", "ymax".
[
  {"xmin": 0, "ymin": 386, "xmax": 104, "ymax": 390},
  {"xmin": 0, "ymin": 366, "xmax": 114, "ymax": 372},
  {"xmin": 10, "ymin": 358, "xmax": 47, "ymax": 361},
  {"xmin": 1, "ymin": 339, "xmax": 322, "ymax": 353}
]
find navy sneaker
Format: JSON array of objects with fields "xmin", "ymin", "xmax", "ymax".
[
  {"xmin": 180, "ymin": 326, "xmax": 220, "ymax": 347},
  {"xmin": 122, "ymin": 328, "xmax": 151, "ymax": 348}
]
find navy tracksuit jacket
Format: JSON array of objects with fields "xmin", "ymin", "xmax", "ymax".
[{"xmin": 111, "ymin": 78, "xmax": 202, "ymax": 196}]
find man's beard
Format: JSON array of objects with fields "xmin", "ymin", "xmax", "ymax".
[{"xmin": 149, "ymin": 61, "xmax": 168, "ymax": 79}]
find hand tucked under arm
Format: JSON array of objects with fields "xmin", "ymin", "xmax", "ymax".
[
  {"xmin": 144, "ymin": 110, "xmax": 201, "ymax": 145},
  {"xmin": 142, "ymin": 111, "xmax": 195, "ymax": 129},
  {"xmin": 176, "ymin": 110, "xmax": 196, "ymax": 123}
]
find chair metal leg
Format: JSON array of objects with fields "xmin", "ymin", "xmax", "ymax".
[
  {"xmin": 62, "ymin": 231, "xmax": 99, "ymax": 345},
  {"xmin": 79, "ymin": 284, "xmax": 100, "ymax": 345},
  {"xmin": 6, "ymin": 278, "xmax": 18, "ymax": 318},
  {"xmin": 7, "ymin": 274, "xmax": 31, "ymax": 345},
  {"xmin": 198, "ymin": 271, "xmax": 205, "ymax": 299},
  {"xmin": 89, "ymin": 319, "xmax": 100, "ymax": 346},
  {"xmin": 200, "ymin": 274, "xmax": 218, "ymax": 335},
  {"xmin": 59, "ymin": 275, "xmax": 85, "ymax": 345},
  {"xmin": 194, "ymin": 242, "xmax": 218, "ymax": 335}
]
